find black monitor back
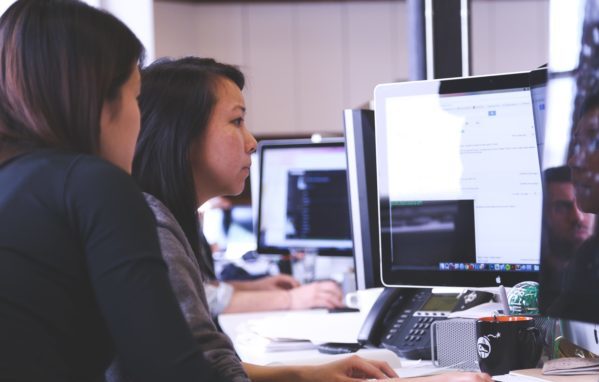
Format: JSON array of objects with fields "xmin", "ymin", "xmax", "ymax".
[{"xmin": 344, "ymin": 109, "xmax": 382, "ymax": 289}]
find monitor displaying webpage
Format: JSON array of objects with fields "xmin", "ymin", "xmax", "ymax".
[
  {"xmin": 258, "ymin": 144, "xmax": 352, "ymax": 252},
  {"xmin": 383, "ymin": 87, "xmax": 542, "ymax": 270}
]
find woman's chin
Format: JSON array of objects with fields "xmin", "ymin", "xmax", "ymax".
[{"xmin": 226, "ymin": 185, "xmax": 245, "ymax": 197}]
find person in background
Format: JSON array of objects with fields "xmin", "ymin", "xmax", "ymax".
[
  {"xmin": 548, "ymin": 91, "xmax": 599, "ymax": 320},
  {"xmin": 546, "ymin": 4, "xmax": 599, "ymax": 315},
  {"xmin": 0, "ymin": 1, "xmax": 222, "ymax": 381},
  {"xmin": 125, "ymin": 56, "xmax": 492, "ymax": 382},
  {"xmin": 542, "ymin": 165, "xmax": 595, "ymax": 284}
]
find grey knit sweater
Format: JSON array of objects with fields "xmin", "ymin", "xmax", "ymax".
[{"xmin": 106, "ymin": 193, "xmax": 249, "ymax": 382}]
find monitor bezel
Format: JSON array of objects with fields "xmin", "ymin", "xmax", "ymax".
[
  {"xmin": 530, "ymin": 67, "xmax": 548, "ymax": 167},
  {"xmin": 530, "ymin": 67, "xmax": 548, "ymax": 88},
  {"xmin": 375, "ymin": 71, "xmax": 541, "ymax": 288},
  {"xmin": 343, "ymin": 109, "xmax": 383, "ymax": 289},
  {"xmin": 255, "ymin": 138, "xmax": 353, "ymax": 257}
]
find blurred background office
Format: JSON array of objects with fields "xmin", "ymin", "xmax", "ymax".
[
  {"xmin": 0, "ymin": 0, "xmax": 550, "ymax": 276},
  {"xmin": 0, "ymin": 0, "xmax": 549, "ymax": 138},
  {"xmin": 152, "ymin": 0, "xmax": 548, "ymax": 137}
]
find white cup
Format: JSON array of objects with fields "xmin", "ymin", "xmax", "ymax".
[{"xmin": 344, "ymin": 287, "xmax": 384, "ymax": 313}]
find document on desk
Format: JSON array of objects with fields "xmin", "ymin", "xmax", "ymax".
[
  {"xmin": 492, "ymin": 368, "xmax": 599, "ymax": 382},
  {"xmin": 542, "ymin": 357, "xmax": 599, "ymax": 375},
  {"xmin": 275, "ymin": 348, "xmax": 402, "ymax": 369},
  {"xmin": 247, "ymin": 310, "xmax": 364, "ymax": 344}
]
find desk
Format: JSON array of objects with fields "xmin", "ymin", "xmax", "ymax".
[
  {"xmin": 218, "ymin": 309, "xmax": 375, "ymax": 366},
  {"xmin": 218, "ymin": 309, "xmax": 449, "ymax": 378},
  {"xmin": 219, "ymin": 309, "xmax": 553, "ymax": 381}
]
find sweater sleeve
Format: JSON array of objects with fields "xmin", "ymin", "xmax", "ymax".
[
  {"xmin": 64, "ymin": 157, "xmax": 221, "ymax": 382},
  {"xmin": 156, "ymin": 221, "xmax": 249, "ymax": 382},
  {"xmin": 204, "ymin": 281, "xmax": 235, "ymax": 317}
]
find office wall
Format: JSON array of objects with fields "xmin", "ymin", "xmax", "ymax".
[
  {"xmin": 154, "ymin": 0, "xmax": 549, "ymax": 135},
  {"xmin": 471, "ymin": 0, "xmax": 549, "ymax": 74},
  {"xmin": 0, "ymin": 1, "xmax": 157, "ymax": 62}
]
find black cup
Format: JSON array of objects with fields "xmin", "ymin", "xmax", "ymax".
[{"xmin": 476, "ymin": 316, "xmax": 542, "ymax": 376}]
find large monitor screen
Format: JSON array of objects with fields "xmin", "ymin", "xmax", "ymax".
[
  {"xmin": 375, "ymin": 72, "xmax": 542, "ymax": 287},
  {"xmin": 256, "ymin": 139, "xmax": 352, "ymax": 256}
]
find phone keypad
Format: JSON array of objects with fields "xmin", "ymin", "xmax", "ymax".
[{"xmin": 382, "ymin": 299, "xmax": 447, "ymax": 359}]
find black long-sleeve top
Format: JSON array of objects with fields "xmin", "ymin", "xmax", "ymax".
[{"xmin": 0, "ymin": 149, "xmax": 221, "ymax": 382}]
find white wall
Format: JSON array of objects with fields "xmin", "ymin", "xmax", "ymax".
[
  {"xmin": 0, "ymin": 0, "xmax": 155, "ymax": 62},
  {"xmin": 0, "ymin": 0, "xmax": 14, "ymax": 15},
  {"xmin": 470, "ymin": 0, "xmax": 549, "ymax": 75},
  {"xmin": 154, "ymin": 0, "xmax": 549, "ymax": 135},
  {"xmin": 102, "ymin": 0, "xmax": 155, "ymax": 62},
  {"xmin": 154, "ymin": 1, "xmax": 407, "ymax": 135}
]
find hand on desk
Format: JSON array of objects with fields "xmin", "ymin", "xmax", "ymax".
[
  {"xmin": 298, "ymin": 354, "xmax": 398, "ymax": 382},
  {"xmin": 289, "ymin": 280, "xmax": 343, "ymax": 309},
  {"xmin": 224, "ymin": 278, "xmax": 343, "ymax": 312},
  {"xmin": 382, "ymin": 371, "xmax": 492, "ymax": 382}
]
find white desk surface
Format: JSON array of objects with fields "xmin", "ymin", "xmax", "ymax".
[
  {"xmin": 218, "ymin": 309, "xmax": 550, "ymax": 381},
  {"xmin": 218, "ymin": 309, "xmax": 368, "ymax": 366},
  {"xmin": 218, "ymin": 308, "xmax": 444, "ymax": 378}
]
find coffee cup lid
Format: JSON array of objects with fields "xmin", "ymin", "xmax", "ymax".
[{"xmin": 478, "ymin": 315, "xmax": 534, "ymax": 323}]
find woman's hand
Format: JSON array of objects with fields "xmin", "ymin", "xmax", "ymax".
[
  {"xmin": 289, "ymin": 280, "xmax": 343, "ymax": 309},
  {"xmin": 299, "ymin": 355, "xmax": 398, "ymax": 382}
]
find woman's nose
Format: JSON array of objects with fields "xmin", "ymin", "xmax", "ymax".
[{"xmin": 245, "ymin": 129, "xmax": 257, "ymax": 154}]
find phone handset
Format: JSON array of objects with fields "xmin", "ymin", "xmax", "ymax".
[{"xmin": 357, "ymin": 287, "xmax": 414, "ymax": 347}]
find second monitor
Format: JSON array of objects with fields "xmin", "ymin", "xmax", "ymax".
[
  {"xmin": 375, "ymin": 71, "xmax": 543, "ymax": 287},
  {"xmin": 256, "ymin": 138, "xmax": 352, "ymax": 257}
]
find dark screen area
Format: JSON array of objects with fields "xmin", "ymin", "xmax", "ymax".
[
  {"xmin": 390, "ymin": 200, "xmax": 476, "ymax": 269},
  {"xmin": 285, "ymin": 169, "xmax": 351, "ymax": 240}
]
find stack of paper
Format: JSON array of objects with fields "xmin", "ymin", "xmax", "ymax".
[
  {"xmin": 543, "ymin": 358, "xmax": 599, "ymax": 376},
  {"xmin": 246, "ymin": 310, "xmax": 365, "ymax": 344},
  {"xmin": 503, "ymin": 368, "xmax": 599, "ymax": 382},
  {"xmin": 233, "ymin": 330, "xmax": 317, "ymax": 353}
]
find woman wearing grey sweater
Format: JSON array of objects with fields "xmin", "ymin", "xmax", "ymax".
[{"xmin": 111, "ymin": 56, "xmax": 492, "ymax": 382}]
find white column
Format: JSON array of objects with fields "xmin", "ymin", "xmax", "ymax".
[
  {"xmin": 81, "ymin": 0, "xmax": 101, "ymax": 7},
  {"xmin": 0, "ymin": 0, "xmax": 15, "ymax": 16},
  {"xmin": 99, "ymin": 0, "xmax": 155, "ymax": 63},
  {"xmin": 0, "ymin": 0, "xmax": 155, "ymax": 63}
]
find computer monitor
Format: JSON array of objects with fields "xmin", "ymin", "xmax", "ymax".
[
  {"xmin": 343, "ymin": 109, "xmax": 383, "ymax": 289},
  {"xmin": 256, "ymin": 138, "xmax": 353, "ymax": 256},
  {"xmin": 375, "ymin": 72, "xmax": 542, "ymax": 288},
  {"xmin": 538, "ymin": 0, "xmax": 599, "ymax": 354}
]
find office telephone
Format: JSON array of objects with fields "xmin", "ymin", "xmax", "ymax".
[{"xmin": 357, "ymin": 287, "xmax": 494, "ymax": 359}]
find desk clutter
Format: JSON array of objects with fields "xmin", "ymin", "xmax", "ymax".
[
  {"xmin": 219, "ymin": 285, "xmax": 598, "ymax": 381},
  {"xmin": 496, "ymin": 368, "xmax": 599, "ymax": 382},
  {"xmin": 542, "ymin": 357, "xmax": 599, "ymax": 376},
  {"xmin": 235, "ymin": 309, "xmax": 364, "ymax": 347}
]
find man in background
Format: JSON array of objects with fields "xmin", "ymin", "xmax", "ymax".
[{"xmin": 543, "ymin": 165, "xmax": 595, "ymax": 282}]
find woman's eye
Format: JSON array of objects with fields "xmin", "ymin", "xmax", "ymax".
[{"xmin": 232, "ymin": 117, "xmax": 244, "ymax": 127}]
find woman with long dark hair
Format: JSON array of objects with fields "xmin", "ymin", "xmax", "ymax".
[
  {"xmin": 134, "ymin": 56, "xmax": 343, "ymax": 316},
  {"xmin": 0, "ymin": 1, "xmax": 221, "ymax": 381},
  {"xmin": 129, "ymin": 56, "xmax": 492, "ymax": 382}
]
